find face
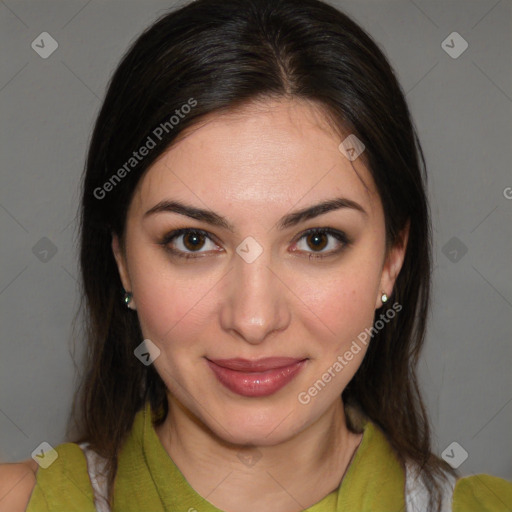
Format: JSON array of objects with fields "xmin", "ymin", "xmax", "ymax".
[{"xmin": 112, "ymin": 97, "xmax": 407, "ymax": 446}]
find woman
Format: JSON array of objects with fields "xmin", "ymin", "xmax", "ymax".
[{"xmin": 1, "ymin": 0, "xmax": 510, "ymax": 510}]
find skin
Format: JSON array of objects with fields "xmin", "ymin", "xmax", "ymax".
[
  {"xmin": 112, "ymin": 97, "xmax": 408, "ymax": 512},
  {"xmin": 0, "ymin": 460, "xmax": 38, "ymax": 512}
]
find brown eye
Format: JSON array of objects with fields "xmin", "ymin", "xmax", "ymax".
[
  {"xmin": 293, "ymin": 228, "xmax": 350, "ymax": 259},
  {"xmin": 305, "ymin": 232, "xmax": 328, "ymax": 251},
  {"xmin": 160, "ymin": 228, "xmax": 219, "ymax": 259},
  {"xmin": 183, "ymin": 232, "xmax": 206, "ymax": 251}
]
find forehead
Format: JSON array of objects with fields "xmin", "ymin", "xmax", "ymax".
[{"xmin": 130, "ymin": 97, "xmax": 381, "ymax": 222}]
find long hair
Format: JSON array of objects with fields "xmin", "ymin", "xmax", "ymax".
[{"xmin": 68, "ymin": 0, "xmax": 457, "ymax": 509}]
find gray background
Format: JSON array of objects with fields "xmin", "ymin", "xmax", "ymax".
[{"xmin": 1, "ymin": 0, "xmax": 511, "ymax": 482}]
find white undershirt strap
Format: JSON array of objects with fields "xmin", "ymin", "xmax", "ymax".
[
  {"xmin": 78, "ymin": 442, "xmax": 111, "ymax": 512},
  {"xmin": 405, "ymin": 460, "xmax": 456, "ymax": 512}
]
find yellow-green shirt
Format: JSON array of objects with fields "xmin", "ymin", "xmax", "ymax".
[{"xmin": 26, "ymin": 401, "xmax": 512, "ymax": 511}]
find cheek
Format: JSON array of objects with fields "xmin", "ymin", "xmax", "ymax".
[
  {"xmin": 296, "ymin": 259, "xmax": 382, "ymax": 351},
  {"xmin": 129, "ymin": 252, "xmax": 218, "ymax": 349},
  {"xmin": 304, "ymin": 268, "xmax": 378, "ymax": 322}
]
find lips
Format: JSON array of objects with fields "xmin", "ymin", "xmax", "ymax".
[{"xmin": 206, "ymin": 357, "xmax": 307, "ymax": 397}]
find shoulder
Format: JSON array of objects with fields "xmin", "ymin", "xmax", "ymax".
[
  {"xmin": 9, "ymin": 442, "xmax": 98, "ymax": 512},
  {"xmin": 452, "ymin": 474, "xmax": 512, "ymax": 511},
  {"xmin": 0, "ymin": 459, "xmax": 39, "ymax": 512}
]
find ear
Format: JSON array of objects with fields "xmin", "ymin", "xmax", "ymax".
[
  {"xmin": 111, "ymin": 232, "xmax": 135, "ymax": 308},
  {"xmin": 375, "ymin": 220, "xmax": 410, "ymax": 309}
]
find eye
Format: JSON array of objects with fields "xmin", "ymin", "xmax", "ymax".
[
  {"xmin": 291, "ymin": 227, "xmax": 350, "ymax": 259},
  {"xmin": 159, "ymin": 226, "xmax": 351, "ymax": 261},
  {"xmin": 160, "ymin": 228, "xmax": 220, "ymax": 259}
]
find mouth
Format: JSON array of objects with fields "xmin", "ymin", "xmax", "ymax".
[{"xmin": 206, "ymin": 357, "xmax": 308, "ymax": 397}]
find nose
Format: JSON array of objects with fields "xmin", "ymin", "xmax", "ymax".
[{"xmin": 220, "ymin": 249, "xmax": 291, "ymax": 345}]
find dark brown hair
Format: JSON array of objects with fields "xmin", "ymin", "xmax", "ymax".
[{"xmin": 69, "ymin": 0, "xmax": 457, "ymax": 509}]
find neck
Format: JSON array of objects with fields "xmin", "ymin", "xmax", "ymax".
[{"xmin": 155, "ymin": 396, "xmax": 363, "ymax": 512}]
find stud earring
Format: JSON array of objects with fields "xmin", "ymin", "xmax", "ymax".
[
  {"xmin": 381, "ymin": 291, "xmax": 388, "ymax": 304},
  {"xmin": 123, "ymin": 291, "xmax": 135, "ymax": 310}
]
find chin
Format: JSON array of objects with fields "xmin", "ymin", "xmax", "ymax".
[{"xmin": 207, "ymin": 405, "xmax": 307, "ymax": 447}]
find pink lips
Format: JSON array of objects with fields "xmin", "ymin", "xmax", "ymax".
[{"xmin": 206, "ymin": 357, "xmax": 307, "ymax": 397}]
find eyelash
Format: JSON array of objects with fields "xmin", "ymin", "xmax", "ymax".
[{"xmin": 159, "ymin": 227, "xmax": 351, "ymax": 261}]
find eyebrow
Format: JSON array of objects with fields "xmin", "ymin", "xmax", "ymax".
[{"xmin": 144, "ymin": 197, "xmax": 367, "ymax": 231}]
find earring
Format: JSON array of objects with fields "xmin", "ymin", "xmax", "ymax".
[
  {"xmin": 123, "ymin": 291, "xmax": 135, "ymax": 309},
  {"xmin": 381, "ymin": 291, "xmax": 388, "ymax": 304}
]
